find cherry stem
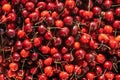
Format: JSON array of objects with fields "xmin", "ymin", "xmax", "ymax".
[
  {"xmin": 22, "ymin": 59, "xmax": 26, "ymax": 70},
  {"xmin": 111, "ymin": 4, "xmax": 120, "ymax": 7},
  {"xmin": 113, "ymin": 63, "xmax": 118, "ymax": 73},
  {"xmin": 88, "ymin": 0, "xmax": 91, "ymax": 11}
]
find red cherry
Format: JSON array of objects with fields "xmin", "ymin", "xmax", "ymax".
[
  {"xmin": 80, "ymin": 34, "xmax": 91, "ymax": 44},
  {"xmin": 65, "ymin": 64, "xmax": 74, "ymax": 74},
  {"xmin": 25, "ymin": 2, "xmax": 35, "ymax": 11},
  {"xmin": 65, "ymin": 0, "xmax": 75, "ymax": 9},
  {"xmin": 2, "ymin": 3, "xmax": 11, "ymax": 13},
  {"xmin": 113, "ymin": 20, "xmax": 120, "ymax": 29},
  {"xmin": 103, "ymin": 25, "xmax": 113, "ymax": 34},
  {"xmin": 12, "ymin": 52, "xmax": 21, "ymax": 62},
  {"xmin": 115, "ymin": 7, "xmax": 120, "ymax": 17},
  {"xmin": 63, "ymin": 53, "xmax": 74, "ymax": 62},
  {"xmin": 98, "ymin": 33, "xmax": 109, "ymax": 43},
  {"xmin": 7, "ymin": 29, "xmax": 16, "ymax": 38},
  {"xmin": 9, "ymin": 62, "xmax": 18, "ymax": 71},
  {"xmin": 83, "ymin": 11, "xmax": 93, "ymax": 20},
  {"xmin": 38, "ymin": 74, "xmax": 48, "ymax": 80},
  {"xmin": 105, "ymin": 11, "xmax": 114, "ymax": 22},
  {"xmin": 50, "ymin": 47, "xmax": 58, "ymax": 55},
  {"xmin": 59, "ymin": 72, "xmax": 69, "ymax": 80},
  {"xmin": 17, "ymin": 30, "xmax": 26, "ymax": 39},
  {"xmin": 105, "ymin": 71, "xmax": 114, "ymax": 80},
  {"xmin": 63, "ymin": 16, "xmax": 73, "ymax": 26},
  {"xmin": 95, "ymin": 66, "xmax": 103, "ymax": 75},
  {"xmin": 37, "ymin": 2, "xmax": 47, "ymax": 11},
  {"xmin": 44, "ymin": 57, "xmax": 53, "ymax": 66},
  {"xmin": 44, "ymin": 66, "xmax": 53, "ymax": 77},
  {"xmin": 40, "ymin": 46, "xmax": 50, "ymax": 54},
  {"xmin": 65, "ymin": 36, "xmax": 75, "ymax": 46},
  {"xmin": 109, "ymin": 39, "xmax": 118, "ymax": 49},
  {"xmin": 92, "ymin": 6, "xmax": 101, "ymax": 16},
  {"xmin": 33, "ymin": 37, "xmax": 42, "ymax": 47},
  {"xmin": 22, "ymin": 39, "xmax": 32, "ymax": 50},
  {"xmin": 73, "ymin": 41, "xmax": 80, "ymax": 50},
  {"xmin": 115, "ymin": 74, "xmax": 120, "ymax": 80},
  {"xmin": 55, "ymin": 20, "xmax": 64, "ymax": 28},
  {"xmin": 52, "ymin": 53, "xmax": 62, "ymax": 62},
  {"xmin": 75, "ymin": 49, "xmax": 86, "ymax": 60},
  {"xmin": 96, "ymin": 54, "xmax": 106, "ymax": 64},
  {"xmin": 103, "ymin": 61, "xmax": 113, "ymax": 70},
  {"xmin": 20, "ymin": 49, "xmax": 30, "ymax": 58},
  {"xmin": 86, "ymin": 72, "xmax": 95, "ymax": 80},
  {"xmin": 31, "ymin": 52, "xmax": 39, "ymax": 61},
  {"xmin": 103, "ymin": 0, "xmax": 112, "ymax": 9}
]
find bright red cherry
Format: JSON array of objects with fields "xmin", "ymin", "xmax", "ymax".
[
  {"xmin": 105, "ymin": 11, "xmax": 114, "ymax": 22},
  {"xmin": 65, "ymin": 64, "xmax": 74, "ymax": 74},
  {"xmin": 59, "ymin": 72, "xmax": 69, "ymax": 80},
  {"xmin": 44, "ymin": 66, "xmax": 53, "ymax": 77},
  {"xmin": 65, "ymin": 0, "xmax": 75, "ymax": 9},
  {"xmin": 86, "ymin": 72, "xmax": 95, "ymax": 80},
  {"xmin": 40, "ymin": 46, "xmax": 50, "ymax": 54},
  {"xmin": 96, "ymin": 54, "xmax": 106, "ymax": 64},
  {"xmin": 9, "ymin": 62, "xmax": 18, "ymax": 71},
  {"xmin": 103, "ymin": 61, "xmax": 113, "ymax": 70},
  {"xmin": 2, "ymin": 3, "xmax": 11, "ymax": 13}
]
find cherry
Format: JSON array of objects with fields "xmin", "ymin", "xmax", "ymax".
[
  {"xmin": 115, "ymin": 74, "xmax": 120, "ymax": 80},
  {"xmin": 98, "ymin": 33, "xmax": 109, "ymax": 43},
  {"xmin": 17, "ymin": 30, "xmax": 26, "ymax": 39},
  {"xmin": 85, "ymin": 53, "xmax": 95, "ymax": 63},
  {"xmin": 59, "ymin": 27, "xmax": 70, "ymax": 37},
  {"xmin": 73, "ymin": 41, "xmax": 80, "ymax": 50},
  {"xmin": 113, "ymin": 20, "xmax": 120, "ymax": 29},
  {"xmin": 103, "ymin": 61, "xmax": 113, "ymax": 70},
  {"xmin": 80, "ymin": 34, "xmax": 91, "ymax": 44},
  {"xmin": 61, "ymin": 46, "xmax": 68, "ymax": 54},
  {"xmin": 37, "ymin": 2, "xmax": 47, "ymax": 11},
  {"xmin": 38, "ymin": 74, "xmax": 48, "ymax": 80},
  {"xmin": 53, "ymin": 37, "xmax": 62, "ymax": 47},
  {"xmin": 109, "ymin": 39, "xmax": 118, "ymax": 49},
  {"xmin": 25, "ymin": 2, "xmax": 35, "ymax": 11},
  {"xmin": 52, "ymin": 53, "xmax": 62, "ymax": 62},
  {"xmin": 29, "ymin": 12, "xmax": 39, "ymax": 22},
  {"xmin": 44, "ymin": 66, "xmax": 53, "ymax": 77},
  {"xmin": 2, "ymin": 3, "xmax": 12, "ymax": 13},
  {"xmin": 92, "ymin": 6, "xmax": 101, "ymax": 16},
  {"xmin": 55, "ymin": 20, "xmax": 64, "ymax": 28},
  {"xmin": 75, "ymin": 49, "xmax": 86, "ymax": 60},
  {"xmin": 65, "ymin": 64, "xmax": 74, "ymax": 74},
  {"xmin": 38, "ymin": 25, "xmax": 47, "ymax": 35},
  {"xmin": 7, "ymin": 69, "xmax": 16, "ymax": 78},
  {"xmin": 95, "ymin": 66, "xmax": 103, "ymax": 75},
  {"xmin": 65, "ymin": 0, "xmax": 75, "ymax": 9},
  {"xmin": 30, "ymin": 67, "xmax": 38, "ymax": 74},
  {"xmin": 98, "ymin": 75, "xmax": 106, "ymax": 80},
  {"xmin": 71, "ymin": 25, "xmax": 79, "ymax": 36},
  {"xmin": 44, "ymin": 57, "xmax": 53, "ymax": 66},
  {"xmin": 41, "ymin": 10, "xmax": 50, "ymax": 17},
  {"xmin": 50, "ymin": 47, "xmax": 58, "ymax": 55},
  {"xmin": 65, "ymin": 36, "xmax": 75, "ymax": 46},
  {"xmin": 56, "ymin": 2, "xmax": 64, "ymax": 12},
  {"xmin": 103, "ymin": 0, "xmax": 112, "ymax": 9},
  {"xmin": 115, "ymin": 7, "xmax": 120, "ymax": 17},
  {"xmin": 63, "ymin": 53, "xmax": 74, "ymax": 62},
  {"xmin": 105, "ymin": 11, "xmax": 114, "ymax": 22},
  {"xmin": 40, "ymin": 46, "xmax": 50, "ymax": 54},
  {"xmin": 12, "ymin": 52, "xmax": 21, "ymax": 62},
  {"xmin": 96, "ymin": 54, "xmax": 106, "ymax": 64},
  {"xmin": 33, "ymin": 37, "xmax": 42, "ymax": 47},
  {"xmin": 7, "ymin": 23, "xmax": 16, "ymax": 29},
  {"xmin": 59, "ymin": 72, "xmax": 69, "ymax": 80},
  {"xmin": 103, "ymin": 25, "xmax": 113, "ymax": 34},
  {"xmin": 14, "ymin": 40, "xmax": 22, "ymax": 50},
  {"xmin": 52, "ymin": 11, "xmax": 59, "ymax": 20},
  {"xmin": 83, "ymin": 11, "xmax": 93, "ymax": 20},
  {"xmin": 63, "ymin": 16, "xmax": 73, "ymax": 26},
  {"xmin": 20, "ymin": 49, "xmax": 30, "ymax": 58},
  {"xmin": 31, "ymin": 52, "xmax": 39, "ymax": 61},
  {"xmin": 105, "ymin": 71, "xmax": 114, "ymax": 80},
  {"xmin": 7, "ymin": 29, "xmax": 16, "ymax": 38},
  {"xmin": 7, "ymin": 13, "xmax": 17, "ymax": 22},
  {"xmin": 23, "ymin": 23, "xmax": 33, "ymax": 33},
  {"xmin": 9, "ymin": 62, "xmax": 18, "ymax": 71},
  {"xmin": 86, "ymin": 72, "xmax": 95, "ymax": 80},
  {"xmin": 22, "ymin": 39, "xmax": 32, "ymax": 50},
  {"xmin": 46, "ymin": 16, "xmax": 55, "ymax": 26},
  {"xmin": 44, "ymin": 31, "xmax": 53, "ymax": 40}
]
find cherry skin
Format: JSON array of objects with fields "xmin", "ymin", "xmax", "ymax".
[
  {"xmin": 115, "ymin": 74, "xmax": 120, "ymax": 80},
  {"xmin": 92, "ymin": 6, "xmax": 101, "ymax": 16},
  {"xmin": 113, "ymin": 20, "xmax": 120, "ymax": 29},
  {"xmin": 31, "ymin": 52, "xmax": 39, "ymax": 61},
  {"xmin": 53, "ymin": 37, "xmax": 62, "ymax": 47},
  {"xmin": 12, "ymin": 52, "xmax": 21, "ymax": 62},
  {"xmin": 115, "ymin": 7, "xmax": 120, "ymax": 17},
  {"xmin": 2, "ymin": 3, "xmax": 11, "ymax": 13},
  {"xmin": 85, "ymin": 53, "xmax": 95, "ymax": 63},
  {"xmin": 52, "ymin": 53, "xmax": 62, "ymax": 62},
  {"xmin": 96, "ymin": 54, "xmax": 106, "ymax": 64},
  {"xmin": 65, "ymin": 36, "xmax": 75, "ymax": 47},
  {"xmin": 59, "ymin": 72, "xmax": 69, "ymax": 80},
  {"xmin": 38, "ymin": 25, "xmax": 47, "ymax": 35},
  {"xmin": 22, "ymin": 39, "xmax": 32, "ymax": 50},
  {"xmin": 73, "ymin": 41, "xmax": 80, "ymax": 50},
  {"xmin": 109, "ymin": 39, "xmax": 118, "ymax": 49},
  {"xmin": 63, "ymin": 16, "xmax": 73, "ymax": 26},
  {"xmin": 95, "ymin": 66, "xmax": 103, "ymax": 75},
  {"xmin": 103, "ymin": 0, "xmax": 112, "ymax": 9},
  {"xmin": 44, "ymin": 66, "xmax": 53, "ymax": 77},
  {"xmin": 65, "ymin": 0, "xmax": 75, "ymax": 9},
  {"xmin": 7, "ymin": 29, "xmax": 16, "ymax": 38},
  {"xmin": 38, "ymin": 74, "xmax": 48, "ymax": 80},
  {"xmin": 25, "ymin": 2, "xmax": 35, "ymax": 11},
  {"xmin": 56, "ymin": 2, "xmax": 64, "ymax": 12},
  {"xmin": 61, "ymin": 46, "xmax": 68, "ymax": 54},
  {"xmin": 29, "ymin": 12, "xmax": 39, "ymax": 22},
  {"xmin": 44, "ymin": 31, "xmax": 53, "ymax": 40},
  {"xmin": 33, "ymin": 37, "xmax": 42, "ymax": 47},
  {"xmin": 72, "ymin": 25, "xmax": 79, "ymax": 36},
  {"xmin": 105, "ymin": 71, "xmax": 114, "ymax": 80},
  {"xmin": 14, "ymin": 40, "xmax": 22, "ymax": 50},
  {"xmin": 20, "ymin": 49, "xmax": 30, "ymax": 58},
  {"xmin": 103, "ymin": 61, "xmax": 113, "ymax": 70},
  {"xmin": 9, "ymin": 62, "xmax": 18, "ymax": 71},
  {"xmin": 64, "ymin": 64, "xmax": 74, "ymax": 74},
  {"xmin": 40, "ymin": 46, "xmax": 50, "ymax": 54},
  {"xmin": 50, "ymin": 47, "xmax": 58, "ymax": 55},
  {"xmin": 63, "ymin": 53, "xmax": 74, "ymax": 62},
  {"xmin": 105, "ymin": 11, "xmax": 114, "ymax": 22},
  {"xmin": 37, "ymin": 2, "xmax": 47, "ymax": 11},
  {"xmin": 44, "ymin": 57, "xmax": 53, "ymax": 66},
  {"xmin": 86, "ymin": 72, "xmax": 95, "ymax": 80},
  {"xmin": 55, "ymin": 20, "xmax": 64, "ymax": 28},
  {"xmin": 103, "ymin": 25, "xmax": 113, "ymax": 34},
  {"xmin": 59, "ymin": 27, "xmax": 70, "ymax": 37},
  {"xmin": 17, "ymin": 30, "xmax": 26, "ymax": 39},
  {"xmin": 75, "ymin": 49, "xmax": 86, "ymax": 60},
  {"xmin": 98, "ymin": 33, "xmax": 109, "ymax": 43},
  {"xmin": 80, "ymin": 34, "xmax": 91, "ymax": 44},
  {"xmin": 83, "ymin": 11, "xmax": 93, "ymax": 20}
]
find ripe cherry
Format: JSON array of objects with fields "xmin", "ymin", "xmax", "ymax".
[
  {"xmin": 65, "ymin": 36, "xmax": 75, "ymax": 46},
  {"xmin": 63, "ymin": 53, "xmax": 74, "ymax": 62},
  {"xmin": 52, "ymin": 53, "xmax": 62, "ymax": 62},
  {"xmin": 65, "ymin": 64, "xmax": 74, "ymax": 74},
  {"xmin": 75, "ymin": 49, "xmax": 86, "ymax": 60},
  {"xmin": 31, "ymin": 52, "xmax": 39, "ymax": 61},
  {"xmin": 40, "ymin": 46, "xmax": 50, "ymax": 54},
  {"xmin": 105, "ymin": 71, "xmax": 114, "ymax": 80},
  {"xmin": 17, "ymin": 30, "xmax": 26, "ymax": 39},
  {"xmin": 103, "ymin": 25, "xmax": 113, "ymax": 34},
  {"xmin": 33, "ymin": 37, "xmax": 42, "ymax": 47},
  {"xmin": 38, "ymin": 25, "xmax": 47, "ymax": 35},
  {"xmin": 7, "ymin": 29, "xmax": 16, "ymax": 38},
  {"xmin": 65, "ymin": 0, "xmax": 75, "ymax": 9},
  {"xmin": 86, "ymin": 72, "xmax": 95, "ymax": 80},
  {"xmin": 92, "ymin": 6, "xmax": 101, "ymax": 16},
  {"xmin": 25, "ymin": 2, "xmax": 35, "ymax": 11},
  {"xmin": 115, "ymin": 74, "xmax": 120, "ymax": 80},
  {"xmin": 63, "ymin": 16, "xmax": 73, "ymax": 26},
  {"xmin": 83, "ymin": 11, "xmax": 93, "ymax": 20},
  {"xmin": 55, "ymin": 20, "xmax": 64, "ymax": 28},
  {"xmin": 105, "ymin": 11, "xmax": 114, "ymax": 22},
  {"xmin": 38, "ymin": 74, "xmax": 48, "ymax": 80},
  {"xmin": 59, "ymin": 72, "xmax": 69, "ymax": 80},
  {"xmin": 22, "ymin": 39, "xmax": 32, "ymax": 50},
  {"xmin": 80, "ymin": 34, "xmax": 91, "ymax": 44},
  {"xmin": 20, "ymin": 49, "xmax": 29, "ymax": 58},
  {"xmin": 12, "ymin": 52, "xmax": 21, "ymax": 62},
  {"xmin": 9, "ymin": 62, "xmax": 18, "ymax": 71},
  {"xmin": 96, "ymin": 54, "xmax": 106, "ymax": 64},
  {"xmin": 115, "ymin": 7, "xmax": 120, "ymax": 17},
  {"xmin": 44, "ymin": 57, "xmax": 53, "ymax": 66},
  {"xmin": 103, "ymin": 61, "xmax": 113, "ymax": 70},
  {"xmin": 2, "ymin": 3, "xmax": 11, "ymax": 13},
  {"xmin": 73, "ymin": 41, "xmax": 80, "ymax": 50},
  {"xmin": 44, "ymin": 66, "xmax": 53, "ymax": 77},
  {"xmin": 59, "ymin": 27, "xmax": 70, "ymax": 37}
]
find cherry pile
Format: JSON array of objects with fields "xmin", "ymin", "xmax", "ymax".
[{"xmin": 0, "ymin": 0, "xmax": 120, "ymax": 80}]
